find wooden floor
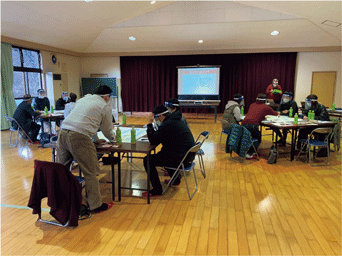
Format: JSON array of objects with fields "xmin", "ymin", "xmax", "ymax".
[{"xmin": 1, "ymin": 114, "xmax": 341, "ymax": 255}]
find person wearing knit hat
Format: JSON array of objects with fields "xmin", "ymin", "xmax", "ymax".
[
  {"xmin": 222, "ymin": 93, "xmax": 244, "ymax": 130},
  {"xmin": 142, "ymin": 104, "xmax": 195, "ymax": 197},
  {"xmin": 12, "ymin": 94, "xmax": 41, "ymax": 143}
]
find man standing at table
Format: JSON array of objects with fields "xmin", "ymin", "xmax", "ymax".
[
  {"xmin": 57, "ymin": 85, "xmax": 115, "ymax": 213},
  {"xmin": 266, "ymin": 78, "xmax": 283, "ymax": 104},
  {"xmin": 12, "ymin": 94, "xmax": 41, "ymax": 143},
  {"xmin": 143, "ymin": 105, "xmax": 195, "ymax": 197},
  {"xmin": 241, "ymin": 93, "xmax": 279, "ymax": 159}
]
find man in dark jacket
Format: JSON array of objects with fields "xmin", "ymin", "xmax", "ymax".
[
  {"xmin": 33, "ymin": 89, "xmax": 50, "ymax": 111},
  {"xmin": 143, "ymin": 105, "xmax": 195, "ymax": 197},
  {"xmin": 12, "ymin": 94, "xmax": 41, "ymax": 143},
  {"xmin": 274, "ymin": 91, "xmax": 298, "ymax": 145},
  {"xmin": 297, "ymin": 94, "xmax": 330, "ymax": 150},
  {"xmin": 55, "ymin": 92, "xmax": 69, "ymax": 110}
]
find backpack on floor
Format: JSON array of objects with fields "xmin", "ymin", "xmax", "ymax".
[{"xmin": 267, "ymin": 146, "xmax": 278, "ymax": 164}]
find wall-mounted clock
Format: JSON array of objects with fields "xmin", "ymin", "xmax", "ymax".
[{"xmin": 52, "ymin": 55, "xmax": 57, "ymax": 64}]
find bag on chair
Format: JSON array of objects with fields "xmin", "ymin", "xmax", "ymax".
[{"xmin": 267, "ymin": 146, "xmax": 278, "ymax": 164}]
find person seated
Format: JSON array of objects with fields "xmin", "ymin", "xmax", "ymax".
[
  {"xmin": 143, "ymin": 105, "xmax": 196, "ymax": 197},
  {"xmin": 266, "ymin": 78, "xmax": 283, "ymax": 104},
  {"xmin": 33, "ymin": 89, "xmax": 50, "ymax": 111},
  {"xmin": 297, "ymin": 94, "xmax": 330, "ymax": 151},
  {"xmin": 55, "ymin": 92, "xmax": 69, "ymax": 110},
  {"xmin": 273, "ymin": 91, "xmax": 299, "ymax": 145},
  {"xmin": 241, "ymin": 93, "xmax": 279, "ymax": 159},
  {"xmin": 165, "ymin": 98, "xmax": 189, "ymax": 128},
  {"xmin": 64, "ymin": 93, "xmax": 77, "ymax": 118},
  {"xmin": 12, "ymin": 94, "xmax": 41, "ymax": 143},
  {"xmin": 222, "ymin": 94, "xmax": 244, "ymax": 131}
]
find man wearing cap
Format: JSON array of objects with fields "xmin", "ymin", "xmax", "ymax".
[
  {"xmin": 266, "ymin": 78, "xmax": 283, "ymax": 104},
  {"xmin": 222, "ymin": 94, "xmax": 244, "ymax": 130},
  {"xmin": 57, "ymin": 85, "xmax": 115, "ymax": 213},
  {"xmin": 165, "ymin": 98, "xmax": 189, "ymax": 128},
  {"xmin": 12, "ymin": 94, "xmax": 41, "ymax": 143},
  {"xmin": 241, "ymin": 93, "xmax": 279, "ymax": 158},
  {"xmin": 55, "ymin": 92, "xmax": 69, "ymax": 110},
  {"xmin": 274, "ymin": 91, "xmax": 298, "ymax": 145},
  {"xmin": 143, "ymin": 105, "xmax": 195, "ymax": 197},
  {"xmin": 296, "ymin": 94, "xmax": 329, "ymax": 150},
  {"xmin": 33, "ymin": 89, "xmax": 50, "ymax": 111}
]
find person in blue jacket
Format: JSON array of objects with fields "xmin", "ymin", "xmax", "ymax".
[{"xmin": 12, "ymin": 94, "xmax": 41, "ymax": 143}]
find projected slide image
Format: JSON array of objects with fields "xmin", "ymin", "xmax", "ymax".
[{"xmin": 182, "ymin": 74, "xmax": 217, "ymax": 95}]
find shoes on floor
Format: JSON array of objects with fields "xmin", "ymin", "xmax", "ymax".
[
  {"xmin": 93, "ymin": 202, "xmax": 114, "ymax": 213},
  {"xmin": 164, "ymin": 179, "xmax": 180, "ymax": 186},
  {"xmin": 245, "ymin": 153, "xmax": 257, "ymax": 160},
  {"xmin": 142, "ymin": 191, "xmax": 162, "ymax": 198},
  {"xmin": 163, "ymin": 170, "xmax": 170, "ymax": 176}
]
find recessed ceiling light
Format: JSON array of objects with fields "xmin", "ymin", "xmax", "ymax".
[
  {"xmin": 271, "ymin": 30, "xmax": 279, "ymax": 36},
  {"xmin": 84, "ymin": 0, "xmax": 92, "ymax": 2},
  {"xmin": 198, "ymin": 40, "xmax": 203, "ymax": 43},
  {"xmin": 150, "ymin": 1, "xmax": 156, "ymax": 4},
  {"xmin": 129, "ymin": 36, "xmax": 136, "ymax": 41}
]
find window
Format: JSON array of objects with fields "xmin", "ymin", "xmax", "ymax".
[{"xmin": 12, "ymin": 46, "xmax": 43, "ymax": 99}]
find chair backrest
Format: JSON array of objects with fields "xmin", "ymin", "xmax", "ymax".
[
  {"xmin": 195, "ymin": 131, "xmax": 210, "ymax": 144},
  {"xmin": 175, "ymin": 142, "xmax": 202, "ymax": 171},
  {"xmin": 6, "ymin": 116, "xmax": 33, "ymax": 143},
  {"xmin": 309, "ymin": 128, "xmax": 333, "ymax": 142}
]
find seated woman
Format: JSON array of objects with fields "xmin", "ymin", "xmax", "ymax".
[{"xmin": 64, "ymin": 93, "xmax": 77, "ymax": 118}]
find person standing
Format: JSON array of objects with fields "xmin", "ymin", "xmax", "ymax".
[
  {"xmin": 55, "ymin": 92, "xmax": 69, "ymax": 110},
  {"xmin": 12, "ymin": 94, "xmax": 41, "ymax": 143},
  {"xmin": 143, "ymin": 105, "xmax": 195, "ymax": 197},
  {"xmin": 241, "ymin": 93, "xmax": 279, "ymax": 158},
  {"xmin": 266, "ymin": 78, "xmax": 283, "ymax": 104},
  {"xmin": 57, "ymin": 85, "xmax": 115, "ymax": 213},
  {"xmin": 222, "ymin": 94, "xmax": 244, "ymax": 130}
]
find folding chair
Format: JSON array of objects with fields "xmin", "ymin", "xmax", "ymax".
[
  {"xmin": 28, "ymin": 160, "xmax": 83, "ymax": 227},
  {"xmin": 5, "ymin": 116, "xmax": 33, "ymax": 146},
  {"xmin": 163, "ymin": 142, "xmax": 201, "ymax": 200},
  {"xmin": 296, "ymin": 127, "xmax": 333, "ymax": 166},
  {"xmin": 219, "ymin": 119, "xmax": 230, "ymax": 150},
  {"xmin": 195, "ymin": 131, "xmax": 210, "ymax": 178}
]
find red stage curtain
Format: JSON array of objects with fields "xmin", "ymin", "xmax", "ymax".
[{"xmin": 120, "ymin": 52, "xmax": 297, "ymax": 113}]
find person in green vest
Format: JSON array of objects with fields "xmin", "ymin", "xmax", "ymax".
[{"xmin": 222, "ymin": 94, "xmax": 244, "ymax": 131}]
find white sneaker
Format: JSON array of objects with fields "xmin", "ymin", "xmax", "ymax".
[{"xmin": 245, "ymin": 153, "xmax": 254, "ymax": 159}]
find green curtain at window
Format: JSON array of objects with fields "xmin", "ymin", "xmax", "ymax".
[{"xmin": 1, "ymin": 42, "xmax": 17, "ymax": 130}]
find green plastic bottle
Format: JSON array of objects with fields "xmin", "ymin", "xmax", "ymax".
[
  {"xmin": 289, "ymin": 107, "xmax": 293, "ymax": 117},
  {"xmin": 293, "ymin": 113, "xmax": 298, "ymax": 125},
  {"xmin": 131, "ymin": 126, "xmax": 136, "ymax": 144},
  {"xmin": 50, "ymin": 106, "xmax": 54, "ymax": 114},
  {"xmin": 332, "ymin": 103, "xmax": 336, "ymax": 111},
  {"xmin": 122, "ymin": 113, "xmax": 126, "ymax": 125},
  {"xmin": 307, "ymin": 110, "xmax": 311, "ymax": 120},
  {"xmin": 44, "ymin": 106, "xmax": 48, "ymax": 116},
  {"xmin": 240, "ymin": 106, "xmax": 244, "ymax": 116},
  {"xmin": 116, "ymin": 127, "xmax": 122, "ymax": 145},
  {"xmin": 312, "ymin": 110, "xmax": 315, "ymax": 120}
]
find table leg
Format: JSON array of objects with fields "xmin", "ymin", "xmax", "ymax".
[
  {"xmin": 275, "ymin": 133, "xmax": 278, "ymax": 150},
  {"xmin": 147, "ymin": 153, "xmax": 150, "ymax": 204},
  {"xmin": 291, "ymin": 128, "xmax": 298, "ymax": 161},
  {"xmin": 110, "ymin": 152, "xmax": 115, "ymax": 201},
  {"xmin": 52, "ymin": 148, "xmax": 56, "ymax": 162},
  {"xmin": 118, "ymin": 152, "xmax": 121, "ymax": 202},
  {"xmin": 214, "ymin": 106, "xmax": 217, "ymax": 123}
]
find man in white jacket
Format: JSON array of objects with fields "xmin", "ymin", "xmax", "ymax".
[{"xmin": 57, "ymin": 85, "xmax": 115, "ymax": 213}]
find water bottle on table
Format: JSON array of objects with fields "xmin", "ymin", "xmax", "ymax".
[
  {"xmin": 44, "ymin": 106, "xmax": 48, "ymax": 116},
  {"xmin": 116, "ymin": 127, "xmax": 122, "ymax": 145},
  {"xmin": 131, "ymin": 126, "xmax": 136, "ymax": 144}
]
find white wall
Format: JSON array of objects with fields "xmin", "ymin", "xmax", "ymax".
[
  {"xmin": 41, "ymin": 51, "xmax": 81, "ymax": 98},
  {"xmin": 81, "ymin": 57, "xmax": 122, "ymax": 111},
  {"xmin": 295, "ymin": 52, "xmax": 341, "ymax": 107}
]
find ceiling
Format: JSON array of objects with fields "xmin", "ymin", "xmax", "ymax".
[{"xmin": 1, "ymin": 1, "xmax": 341, "ymax": 56}]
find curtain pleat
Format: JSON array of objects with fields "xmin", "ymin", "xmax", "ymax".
[
  {"xmin": 1, "ymin": 42, "xmax": 16, "ymax": 130},
  {"xmin": 120, "ymin": 52, "xmax": 297, "ymax": 113}
]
